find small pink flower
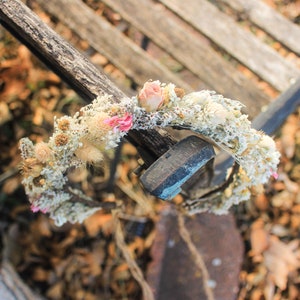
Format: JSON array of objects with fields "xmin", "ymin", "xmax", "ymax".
[
  {"xmin": 138, "ymin": 80, "xmax": 164, "ymax": 112},
  {"xmin": 271, "ymin": 171, "xmax": 279, "ymax": 180},
  {"xmin": 30, "ymin": 204, "xmax": 40, "ymax": 213},
  {"xmin": 104, "ymin": 113, "xmax": 133, "ymax": 132},
  {"xmin": 30, "ymin": 204, "xmax": 48, "ymax": 213}
]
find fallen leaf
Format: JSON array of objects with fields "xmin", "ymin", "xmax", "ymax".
[
  {"xmin": 2, "ymin": 176, "xmax": 20, "ymax": 194},
  {"xmin": 32, "ymin": 267, "xmax": 50, "ymax": 281},
  {"xmin": 250, "ymin": 219, "xmax": 269, "ymax": 256},
  {"xmin": 0, "ymin": 101, "xmax": 12, "ymax": 125},
  {"xmin": 280, "ymin": 173, "xmax": 299, "ymax": 194},
  {"xmin": 30, "ymin": 215, "xmax": 52, "ymax": 238},
  {"xmin": 271, "ymin": 190, "xmax": 295, "ymax": 209},
  {"xmin": 254, "ymin": 193, "xmax": 269, "ymax": 211},
  {"xmin": 281, "ymin": 114, "xmax": 298, "ymax": 158},
  {"xmin": 263, "ymin": 236, "xmax": 300, "ymax": 290},
  {"xmin": 46, "ymin": 281, "xmax": 63, "ymax": 299},
  {"xmin": 264, "ymin": 276, "xmax": 275, "ymax": 300},
  {"xmin": 84, "ymin": 211, "xmax": 113, "ymax": 237}
]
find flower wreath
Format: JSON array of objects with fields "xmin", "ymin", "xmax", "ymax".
[{"xmin": 20, "ymin": 81, "xmax": 280, "ymax": 226}]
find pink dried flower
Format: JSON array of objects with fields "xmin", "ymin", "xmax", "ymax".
[
  {"xmin": 271, "ymin": 171, "xmax": 279, "ymax": 180},
  {"xmin": 30, "ymin": 204, "xmax": 48, "ymax": 213},
  {"xmin": 104, "ymin": 112, "xmax": 133, "ymax": 132},
  {"xmin": 138, "ymin": 80, "xmax": 164, "ymax": 112}
]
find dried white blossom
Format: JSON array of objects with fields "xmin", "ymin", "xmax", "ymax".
[{"xmin": 19, "ymin": 80, "xmax": 280, "ymax": 225}]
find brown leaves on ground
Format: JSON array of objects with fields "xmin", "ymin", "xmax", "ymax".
[
  {"xmin": 281, "ymin": 114, "xmax": 299, "ymax": 159},
  {"xmin": 1, "ymin": 2, "xmax": 300, "ymax": 299},
  {"xmin": 250, "ymin": 219, "xmax": 300, "ymax": 294},
  {"xmin": 264, "ymin": 236, "xmax": 299, "ymax": 291},
  {"xmin": 238, "ymin": 109, "xmax": 300, "ymax": 300},
  {"xmin": 0, "ymin": 30, "xmax": 156, "ymax": 299},
  {"xmin": 3, "ymin": 204, "xmax": 154, "ymax": 299}
]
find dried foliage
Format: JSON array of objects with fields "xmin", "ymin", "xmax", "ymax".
[
  {"xmin": 236, "ymin": 112, "xmax": 300, "ymax": 300},
  {"xmin": 0, "ymin": 31, "xmax": 158, "ymax": 299},
  {"xmin": 1, "ymin": 1, "xmax": 300, "ymax": 299}
]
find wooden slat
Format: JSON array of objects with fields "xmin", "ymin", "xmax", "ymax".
[
  {"xmin": 160, "ymin": 0, "xmax": 300, "ymax": 92},
  {"xmin": 103, "ymin": 0, "xmax": 270, "ymax": 118},
  {"xmin": 219, "ymin": 0, "xmax": 300, "ymax": 55},
  {"xmin": 34, "ymin": 0, "xmax": 193, "ymax": 92},
  {"xmin": 0, "ymin": 0, "xmax": 182, "ymax": 165},
  {"xmin": 0, "ymin": 0, "xmax": 125, "ymax": 101},
  {"xmin": 252, "ymin": 78, "xmax": 300, "ymax": 135}
]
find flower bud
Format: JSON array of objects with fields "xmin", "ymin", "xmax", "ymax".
[{"xmin": 138, "ymin": 80, "xmax": 164, "ymax": 112}]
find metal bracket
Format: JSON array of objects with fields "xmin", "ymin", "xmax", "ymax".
[{"xmin": 140, "ymin": 135, "xmax": 215, "ymax": 200}]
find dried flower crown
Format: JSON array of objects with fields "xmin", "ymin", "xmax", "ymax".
[{"xmin": 20, "ymin": 80, "xmax": 280, "ymax": 226}]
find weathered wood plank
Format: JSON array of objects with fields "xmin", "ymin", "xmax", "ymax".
[
  {"xmin": 219, "ymin": 0, "xmax": 300, "ymax": 55},
  {"xmin": 252, "ymin": 78, "xmax": 300, "ymax": 135},
  {"xmin": 0, "ymin": 0, "xmax": 125, "ymax": 101},
  {"xmin": 34, "ymin": 0, "xmax": 193, "ymax": 92},
  {"xmin": 160, "ymin": 0, "xmax": 300, "ymax": 92},
  {"xmin": 0, "ymin": 0, "xmax": 179, "ymax": 164},
  {"xmin": 102, "ymin": 0, "xmax": 270, "ymax": 118}
]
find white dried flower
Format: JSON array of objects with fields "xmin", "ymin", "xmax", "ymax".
[{"xmin": 20, "ymin": 81, "xmax": 280, "ymax": 225}]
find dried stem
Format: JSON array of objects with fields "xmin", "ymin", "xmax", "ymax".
[
  {"xmin": 113, "ymin": 211, "xmax": 155, "ymax": 300},
  {"xmin": 177, "ymin": 212, "xmax": 215, "ymax": 300}
]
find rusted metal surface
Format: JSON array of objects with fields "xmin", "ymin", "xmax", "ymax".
[{"xmin": 147, "ymin": 208, "xmax": 243, "ymax": 300}]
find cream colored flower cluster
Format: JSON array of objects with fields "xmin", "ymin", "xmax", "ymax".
[
  {"xmin": 20, "ymin": 81, "xmax": 280, "ymax": 225},
  {"xmin": 20, "ymin": 95, "xmax": 133, "ymax": 226},
  {"xmin": 132, "ymin": 81, "xmax": 280, "ymax": 214}
]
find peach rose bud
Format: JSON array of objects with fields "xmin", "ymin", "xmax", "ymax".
[{"xmin": 138, "ymin": 81, "xmax": 164, "ymax": 112}]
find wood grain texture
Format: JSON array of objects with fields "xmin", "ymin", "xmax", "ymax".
[
  {"xmin": 0, "ymin": 0, "xmax": 179, "ymax": 169},
  {"xmin": 252, "ymin": 78, "xmax": 300, "ymax": 135},
  {"xmin": 34, "ymin": 0, "xmax": 193, "ymax": 92},
  {"xmin": 160, "ymin": 0, "xmax": 300, "ymax": 92},
  {"xmin": 103, "ymin": 0, "xmax": 270, "ymax": 117},
  {"xmin": 0, "ymin": 0, "xmax": 125, "ymax": 101},
  {"xmin": 219, "ymin": 0, "xmax": 300, "ymax": 55}
]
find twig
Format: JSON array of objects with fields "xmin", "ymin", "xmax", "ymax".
[
  {"xmin": 0, "ymin": 167, "xmax": 19, "ymax": 184},
  {"xmin": 113, "ymin": 211, "xmax": 155, "ymax": 300},
  {"xmin": 177, "ymin": 212, "xmax": 215, "ymax": 300},
  {"xmin": 116, "ymin": 182, "xmax": 154, "ymax": 215}
]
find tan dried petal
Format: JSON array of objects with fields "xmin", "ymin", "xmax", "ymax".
[
  {"xmin": 21, "ymin": 158, "xmax": 44, "ymax": 177},
  {"xmin": 75, "ymin": 141, "xmax": 104, "ymax": 163},
  {"xmin": 174, "ymin": 87, "xmax": 185, "ymax": 98},
  {"xmin": 85, "ymin": 112, "xmax": 111, "ymax": 145},
  {"xmin": 34, "ymin": 142, "xmax": 53, "ymax": 163}
]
